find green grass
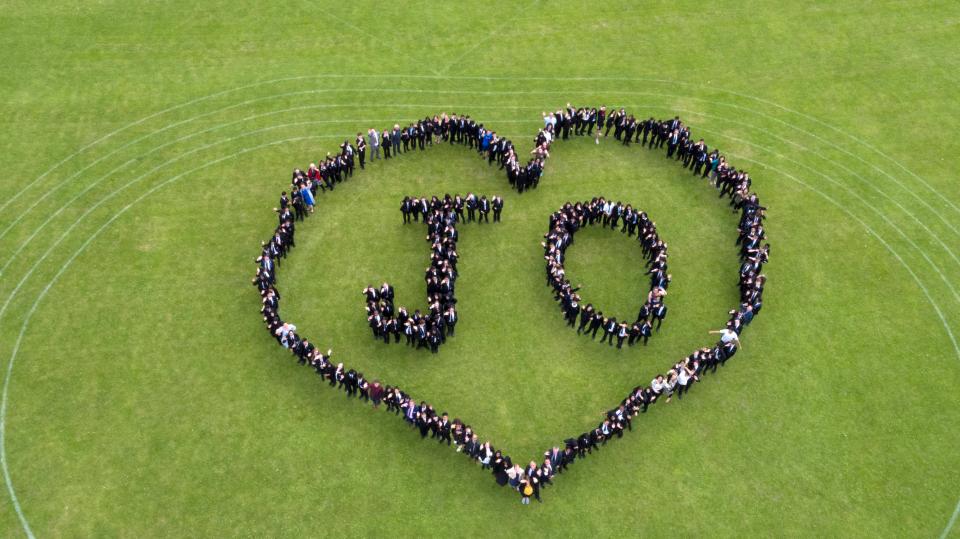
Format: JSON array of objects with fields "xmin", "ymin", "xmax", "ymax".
[{"xmin": 1, "ymin": 0, "xmax": 959, "ymax": 537}]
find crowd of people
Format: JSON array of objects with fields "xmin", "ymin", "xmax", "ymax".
[
  {"xmin": 355, "ymin": 114, "xmax": 545, "ymax": 192},
  {"xmin": 543, "ymin": 199, "xmax": 669, "ymax": 348},
  {"xmin": 362, "ymin": 194, "xmax": 503, "ymax": 352},
  {"xmin": 522, "ymin": 104, "xmax": 769, "ymax": 498},
  {"xmin": 252, "ymin": 105, "xmax": 770, "ymax": 503}
]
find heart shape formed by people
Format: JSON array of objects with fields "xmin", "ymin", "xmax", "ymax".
[{"xmin": 253, "ymin": 107, "xmax": 769, "ymax": 501}]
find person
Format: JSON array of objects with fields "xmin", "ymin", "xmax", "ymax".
[
  {"xmin": 637, "ymin": 320, "xmax": 652, "ymax": 345},
  {"xmin": 368, "ymin": 128, "xmax": 380, "ymax": 161},
  {"xmin": 588, "ymin": 311, "xmax": 603, "ymax": 339},
  {"xmin": 400, "ymin": 196, "xmax": 412, "ymax": 223},
  {"xmin": 368, "ymin": 380, "xmax": 383, "ymax": 408},
  {"xmin": 479, "ymin": 442, "xmax": 493, "ymax": 469},
  {"xmin": 527, "ymin": 464, "xmax": 543, "ymax": 502},
  {"xmin": 577, "ymin": 304, "xmax": 593, "ymax": 334},
  {"xmin": 650, "ymin": 375, "xmax": 665, "ymax": 402},
  {"xmin": 465, "ymin": 192, "xmax": 477, "ymax": 221},
  {"xmin": 299, "ymin": 182, "xmax": 315, "ymax": 213},
  {"xmin": 493, "ymin": 452, "xmax": 509, "ymax": 486},
  {"xmin": 391, "ymin": 125, "xmax": 401, "ymax": 155},
  {"xmin": 676, "ymin": 361, "xmax": 695, "ymax": 399},
  {"xmin": 507, "ymin": 463, "xmax": 521, "ymax": 490},
  {"xmin": 616, "ymin": 322, "xmax": 629, "ymax": 348},
  {"xmin": 478, "ymin": 195, "xmax": 490, "ymax": 223},
  {"xmin": 492, "ymin": 195, "xmax": 503, "ymax": 222},
  {"xmin": 444, "ymin": 306, "xmax": 457, "ymax": 336},
  {"xmin": 401, "ymin": 124, "xmax": 411, "ymax": 152},
  {"xmin": 356, "ymin": 133, "xmax": 366, "ymax": 169},
  {"xmin": 604, "ymin": 108, "xmax": 617, "ymax": 137},
  {"xmin": 663, "ymin": 372, "xmax": 677, "ymax": 403},
  {"xmin": 622, "ymin": 116, "xmax": 636, "ymax": 145},
  {"xmin": 599, "ymin": 316, "xmax": 615, "ymax": 345},
  {"xmin": 520, "ymin": 478, "xmax": 533, "ymax": 505},
  {"xmin": 709, "ymin": 327, "xmax": 742, "ymax": 349},
  {"xmin": 382, "ymin": 129, "xmax": 392, "ymax": 159},
  {"xmin": 544, "ymin": 446, "xmax": 562, "ymax": 474},
  {"xmin": 436, "ymin": 413, "xmax": 452, "ymax": 445}
]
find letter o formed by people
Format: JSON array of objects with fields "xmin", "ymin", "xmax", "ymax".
[{"xmin": 544, "ymin": 200, "xmax": 669, "ymax": 349}]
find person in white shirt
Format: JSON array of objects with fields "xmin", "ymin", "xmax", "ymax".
[
  {"xmin": 650, "ymin": 375, "xmax": 665, "ymax": 401},
  {"xmin": 677, "ymin": 361, "xmax": 696, "ymax": 399},
  {"xmin": 663, "ymin": 372, "xmax": 678, "ymax": 403},
  {"xmin": 368, "ymin": 128, "xmax": 380, "ymax": 161},
  {"xmin": 709, "ymin": 327, "xmax": 742, "ymax": 349}
]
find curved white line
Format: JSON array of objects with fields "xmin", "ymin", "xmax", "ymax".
[
  {"xmin": 641, "ymin": 107, "xmax": 960, "ymax": 304},
  {"xmin": 7, "ymin": 136, "xmax": 954, "ymax": 537},
  {"xmin": 0, "ymin": 122, "xmax": 352, "ymax": 322},
  {"xmin": 1, "ymin": 77, "xmax": 955, "ymax": 536},
  {"xmin": 0, "ymin": 135, "xmax": 323, "ymax": 538},
  {"xmin": 8, "ymin": 80, "xmax": 955, "ymax": 247},
  {"xmin": 0, "ymin": 110, "xmax": 534, "ymax": 277}
]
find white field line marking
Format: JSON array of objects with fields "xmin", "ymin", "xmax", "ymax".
[
  {"xmin": 3, "ymin": 84, "xmax": 960, "ymax": 535},
  {"xmin": 624, "ymin": 105, "xmax": 960, "ymax": 304},
  {"xmin": 0, "ymin": 111, "xmax": 534, "ymax": 277},
  {"xmin": 0, "ymin": 134, "xmax": 321, "ymax": 539},
  {"xmin": 11, "ymin": 84, "xmax": 960, "ymax": 247},
  {"xmin": 9, "ymin": 81, "xmax": 955, "ymax": 245},
  {"xmin": 6, "ymin": 133, "xmax": 956, "ymax": 537},
  {"xmin": 7, "ymin": 101, "xmax": 960, "ymax": 536},
  {"xmin": 0, "ymin": 76, "xmax": 344, "ymax": 214},
  {"xmin": 0, "ymin": 122, "xmax": 349, "ymax": 322},
  {"xmin": 0, "ymin": 89, "xmax": 532, "ymax": 243},
  {"xmin": 321, "ymin": 73, "xmax": 960, "ymax": 217},
  {"xmin": 943, "ymin": 502, "xmax": 960, "ymax": 539},
  {"xmin": 725, "ymin": 152, "xmax": 960, "ymax": 539},
  {"xmin": 0, "ymin": 88, "xmax": 592, "ymax": 246},
  {"xmin": 9, "ymin": 72, "xmax": 952, "ymax": 232}
]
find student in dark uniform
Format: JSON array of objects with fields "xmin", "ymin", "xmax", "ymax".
[
  {"xmin": 616, "ymin": 322, "xmax": 629, "ymax": 348},
  {"xmin": 492, "ymin": 195, "xmax": 503, "ymax": 222},
  {"xmin": 588, "ymin": 310, "xmax": 603, "ymax": 339},
  {"xmin": 478, "ymin": 195, "xmax": 491, "ymax": 223},
  {"xmin": 465, "ymin": 192, "xmax": 478, "ymax": 222},
  {"xmin": 622, "ymin": 116, "xmax": 636, "ymax": 146},
  {"xmin": 604, "ymin": 108, "xmax": 619, "ymax": 138},
  {"xmin": 356, "ymin": 133, "xmax": 366, "ymax": 169},
  {"xmin": 577, "ymin": 304, "xmax": 594, "ymax": 334},
  {"xmin": 600, "ymin": 316, "xmax": 618, "ymax": 345},
  {"xmin": 382, "ymin": 129, "xmax": 392, "ymax": 159},
  {"xmin": 401, "ymin": 196, "xmax": 412, "ymax": 223}
]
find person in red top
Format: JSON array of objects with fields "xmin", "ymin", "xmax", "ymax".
[{"xmin": 368, "ymin": 380, "xmax": 384, "ymax": 408}]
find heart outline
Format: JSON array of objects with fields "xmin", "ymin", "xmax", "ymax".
[{"xmin": 253, "ymin": 107, "xmax": 769, "ymax": 500}]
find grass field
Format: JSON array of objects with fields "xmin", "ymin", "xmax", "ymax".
[{"xmin": 1, "ymin": 0, "xmax": 959, "ymax": 536}]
